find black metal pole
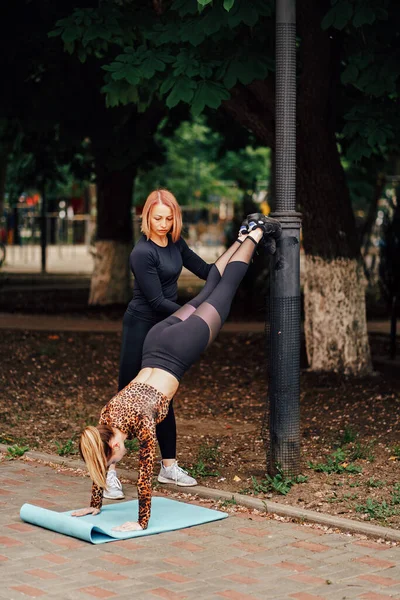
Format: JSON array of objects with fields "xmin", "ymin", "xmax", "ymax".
[{"xmin": 268, "ymin": 0, "xmax": 301, "ymax": 476}]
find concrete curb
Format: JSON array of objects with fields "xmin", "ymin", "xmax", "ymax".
[{"xmin": 2, "ymin": 445, "xmax": 399, "ymax": 543}]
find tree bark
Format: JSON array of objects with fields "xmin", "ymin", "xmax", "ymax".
[
  {"xmin": 89, "ymin": 166, "xmax": 135, "ymax": 305},
  {"xmin": 0, "ymin": 153, "xmax": 8, "ymax": 220}
]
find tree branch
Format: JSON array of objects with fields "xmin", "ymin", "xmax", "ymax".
[{"xmin": 222, "ymin": 80, "xmax": 275, "ymax": 148}]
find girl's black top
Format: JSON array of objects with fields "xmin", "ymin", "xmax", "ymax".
[{"xmin": 127, "ymin": 235, "xmax": 212, "ymax": 323}]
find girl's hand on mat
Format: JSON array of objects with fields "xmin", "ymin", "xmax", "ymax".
[
  {"xmin": 112, "ymin": 521, "xmax": 143, "ymax": 532},
  {"xmin": 71, "ymin": 507, "xmax": 101, "ymax": 517}
]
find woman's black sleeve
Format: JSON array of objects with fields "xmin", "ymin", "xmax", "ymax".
[
  {"xmin": 130, "ymin": 246, "xmax": 180, "ymax": 314},
  {"xmin": 179, "ymin": 238, "xmax": 212, "ymax": 281}
]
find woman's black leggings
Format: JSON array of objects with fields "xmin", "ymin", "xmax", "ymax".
[
  {"xmin": 142, "ymin": 237, "xmax": 257, "ymax": 381},
  {"xmin": 119, "ymin": 312, "xmax": 176, "ymax": 459}
]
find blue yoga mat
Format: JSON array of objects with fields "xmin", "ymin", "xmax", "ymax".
[{"xmin": 20, "ymin": 497, "xmax": 228, "ymax": 544}]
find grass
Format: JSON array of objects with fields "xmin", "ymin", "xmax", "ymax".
[
  {"xmin": 187, "ymin": 443, "xmax": 221, "ymax": 478},
  {"xmin": 366, "ymin": 477, "xmax": 385, "ymax": 488},
  {"xmin": 125, "ymin": 439, "xmax": 139, "ymax": 453},
  {"xmin": 244, "ymin": 466, "xmax": 308, "ymax": 497},
  {"xmin": 55, "ymin": 438, "xmax": 77, "ymax": 456},
  {"xmin": 308, "ymin": 448, "xmax": 362, "ymax": 474},
  {"xmin": 348, "ymin": 440, "xmax": 376, "ymax": 463},
  {"xmin": 339, "ymin": 426, "xmax": 357, "ymax": 445},
  {"xmin": 355, "ymin": 498, "xmax": 400, "ymax": 521},
  {"xmin": 391, "ymin": 446, "xmax": 400, "ymax": 459},
  {"xmin": 6, "ymin": 444, "xmax": 29, "ymax": 460},
  {"xmin": 219, "ymin": 496, "xmax": 237, "ymax": 508}
]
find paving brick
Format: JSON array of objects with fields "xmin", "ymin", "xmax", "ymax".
[
  {"xmin": 50, "ymin": 537, "xmax": 86, "ymax": 550},
  {"xmin": 5, "ymin": 523, "xmax": 36, "ymax": 532},
  {"xmin": 353, "ymin": 556, "xmax": 396, "ymax": 569},
  {"xmin": 1, "ymin": 478, "xmax": 25, "ymax": 486},
  {"xmin": 40, "ymin": 553, "xmax": 70, "ymax": 564},
  {"xmin": 100, "ymin": 554, "xmax": 138, "ymax": 566},
  {"xmin": 29, "ymin": 499, "xmax": 58, "ymax": 509},
  {"xmin": 225, "ymin": 558, "xmax": 265, "ymax": 569},
  {"xmin": 89, "ymin": 570, "xmax": 129, "ymax": 582},
  {"xmin": 272, "ymin": 561, "xmax": 311, "ymax": 573},
  {"xmin": 79, "ymin": 586, "xmax": 117, "ymax": 598},
  {"xmin": 359, "ymin": 594, "xmax": 397, "ymax": 600},
  {"xmin": 216, "ymin": 591, "xmax": 260, "ymax": 600},
  {"xmin": 223, "ymin": 574, "xmax": 260, "ymax": 585},
  {"xmin": 353, "ymin": 541, "xmax": 393, "ymax": 551},
  {"xmin": 237, "ymin": 527, "xmax": 272, "ymax": 537},
  {"xmin": 0, "ymin": 535, "xmax": 24, "ymax": 547},
  {"xmin": 289, "ymin": 593, "xmax": 327, "ymax": 600},
  {"xmin": 155, "ymin": 572, "xmax": 193, "ymax": 584},
  {"xmin": 291, "ymin": 541, "xmax": 330, "ymax": 553},
  {"xmin": 178, "ymin": 528, "xmax": 210, "ymax": 538},
  {"xmin": 25, "ymin": 569, "xmax": 59, "ymax": 580},
  {"xmin": 289, "ymin": 574, "xmax": 328, "ymax": 585},
  {"xmin": 10, "ymin": 585, "xmax": 46, "ymax": 597},
  {"xmin": 357, "ymin": 573, "xmax": 400, "ymax": 587},
  {"xmin": 162, "ymin": 557, "xmax": 198, "ymax": 568},
  {"xmin": 170, "ymin": 541, "xmax": 205, "ymax": 553},
  {"xmin": 148, "ymin": 588, "xmax": 187, "ymax": 599}
]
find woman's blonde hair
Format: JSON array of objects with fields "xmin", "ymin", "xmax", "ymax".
[
  {"xmin": 141, "ymin": 189, "xmax": 182, "ymax": 243},
  {"xmin": 78, "ymin": 425, "xmax": 114, "ymax": 489}
]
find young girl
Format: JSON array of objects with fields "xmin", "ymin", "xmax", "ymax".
[
  {"xmin": 72, "ymin": 214, "xmax": 281, "ymax": 531},
  {"xmin": 108, "ymin": 189, "xmax": 212, "ymax": 499}
]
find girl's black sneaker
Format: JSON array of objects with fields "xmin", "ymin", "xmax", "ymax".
[{"xmin": 247, "ymin": 213, "xmax": 282, "ymax": 239}]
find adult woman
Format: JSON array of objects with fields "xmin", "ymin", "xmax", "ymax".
[
  {"xmin": 73, "ymin": 214, "xmax": 281, "ymax": 531},
  {"xmin": 105, "ymin": 189, "xmax": 213, "ymax": 499}
]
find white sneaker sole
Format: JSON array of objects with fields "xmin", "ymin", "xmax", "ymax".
[
  {"xmin": 103, "ymin": 492, "xmax": 125, "ymax": 499},
  {"xmin": 157, "ymin": 475, "xmax": 197, "ymax": 487}
]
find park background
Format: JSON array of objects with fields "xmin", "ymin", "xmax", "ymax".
[{"xmin": 0, "ymin": 0, "xmax": 399, "ymax": 534}]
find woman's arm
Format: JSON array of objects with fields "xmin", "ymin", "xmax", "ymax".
[
  {"xmin": 179, "ymin": 238, "xmax": 212, "ymax": 281},
  {"xmin": 131, "ymin": 247, "xmax": 180, "ymax": 314},
  {"xmin": 71, "ymin": 482, "xmax": 102, "ymax": 517},
  {"xmin": 136, "ymin": 415, "xmax": 156, "ymax": 530}
]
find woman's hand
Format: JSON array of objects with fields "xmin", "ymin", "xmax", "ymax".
[
  {"xmin": 71, "ymin": 507, "xmax": 101, "ymax": 517},
  {"xmin": 112, "ymin": 521, "xmax": 143, "ymax": 532}
]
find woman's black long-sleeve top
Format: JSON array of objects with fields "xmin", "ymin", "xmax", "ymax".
[{"xmin": 126, "ymin": 235, "xmax": 212, "ymax": 323}]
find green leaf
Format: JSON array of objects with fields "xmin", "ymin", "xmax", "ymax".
[
  {"xmin": 321, "ymin": 1, "xmax": 353, "ymax": 31},
  {"xmin": 346, "ymin": 138, "xmax": 372, "ymax": 161},
  {"xmin": 61, "ymin": 26, "xmax": 81, "ymax": 44},
  {"xmin": 223, "ymin": 0, "xmax": 235, "ymax": 11},
  {"xmin": 352, "ymin": 6, "xmax": 376, "ymax": 28},
  {"xmin": 197, "ymin": 0, "xmax": 213, "ymax": 6},
  {"xmin": 141, "ymin": 55, "xmax": 166, "ymax": 78},
  {"xmin": 191, "ymin": 80, "xmax": 230, "ymax": 116},
  {"xmin": 160, "ymin": 77, "xmax": 175, "ymax": 95},
  {"xmin": 341, "ymin": 64, "xmax": 359, "ymax": 85},
  {"xmin": 228, "ymin": 1, "xmax": 260, "ymax": 28},
  {"xmin": 166, "ymin": 77, "xmax": 196, "ymax": 108}
]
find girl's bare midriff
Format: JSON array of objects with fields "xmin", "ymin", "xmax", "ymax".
[{"xmin": 133, "ymin": 367, "xmax": 180, "ymax": 400}]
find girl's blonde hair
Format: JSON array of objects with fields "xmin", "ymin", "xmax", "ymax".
[
  {"xmin": 141, "ymin": 189, "xmax": 182, "ymax": 243},
  {"xmin": 78, "ymin": 425, "xmax": 114, "ymax": 489}
]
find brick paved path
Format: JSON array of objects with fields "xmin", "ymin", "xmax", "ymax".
[{"xmin": 1, "ymin": 459, "xmax": 400, "ymax": 600}]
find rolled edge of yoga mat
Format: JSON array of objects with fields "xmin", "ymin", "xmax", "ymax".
[{"xmin": 20, "ymin": 503, "xmax": 101, "ymax": 543}]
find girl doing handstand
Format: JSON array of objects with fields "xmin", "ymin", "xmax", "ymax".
[{"xmin": 72, "ymin": 214, "xmax": 281, "ymax": 531}]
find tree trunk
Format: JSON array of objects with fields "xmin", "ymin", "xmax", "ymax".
[
  {"xmin": 0, "ymin": 153, "xmax": 8, "ymax": 219},
  {"xmin": 222, "ymin": 0, "xmax": 373, "ymax": 374},
  {"xmin": 297, "ymin": 0, "xmax": 372, "ymax": 374},
  {"xmin": 304, "ymin": 256, "xmax": 371, "ymax": 374},
  {"xmin": 89, "ymin": 166, "xmax": 135, "ymax": 305}
]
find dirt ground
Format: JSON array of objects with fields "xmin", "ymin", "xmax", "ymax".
[{"xmin": 1, "ymin": 326, "xmax": 399, "ymax": 529}]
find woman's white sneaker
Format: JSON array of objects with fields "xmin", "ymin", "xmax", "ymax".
[
  {"xmin": 103, "ymin": 470, "xmax": 125, "ymax": 499},
  {"xmin": 157, "ymin": 461, "xmax": 198, "ymax": 486}
]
